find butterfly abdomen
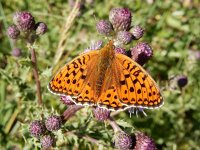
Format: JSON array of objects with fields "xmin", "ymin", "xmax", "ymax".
[
  {"xmin": 94, "ymin": 42, "xmax": 115, "ymax": 99},
  {"xmin": 95, "ymin": 63, "xmax": 109, "ymax": 97}
]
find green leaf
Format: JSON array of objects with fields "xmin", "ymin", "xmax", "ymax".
[{"xmin": 116, "ymin": 119, "xmax": 134, "ymax": 129}]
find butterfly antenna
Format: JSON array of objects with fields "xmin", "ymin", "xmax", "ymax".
[
  {"xmin": 140, "ymin": 108, "xmax": 147, "ymax": 117},
  {"xmin": 128, "ymin": 108, "xmax": 134, "ymax": 118},
  {"xmin": 136, "ymin": 109, "xmax": 139, "ymax": 118}
]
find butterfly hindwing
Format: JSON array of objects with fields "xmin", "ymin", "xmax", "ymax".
[
  {"xmin": 115, "ymin": 53, "xmax": 163, "ymax": 109},
  {"xmin": 97, "ymin": 66, "xmax": 127, "ymax": 111}
]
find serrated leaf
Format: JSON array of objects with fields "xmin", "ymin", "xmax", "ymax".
[
  {"xmin": 116, "ymin": 119, "xmax": 134, "ymax": 129},
  {"xmin": 41, "ymin": 68, "xmax": 52, "ymax": 78},
  {"xmin": 19, "ymin": 58, "xmax": 32, "ymax": 66}
]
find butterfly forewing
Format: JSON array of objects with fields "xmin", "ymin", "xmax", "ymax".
[{"xmin": 48, "ymin": 50, "xmax": 99, "ymax": 106}]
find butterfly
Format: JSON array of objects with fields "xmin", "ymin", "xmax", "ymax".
[{"xmin": 48, "ymin": 41, "xmax": 163, "ymax": 111}]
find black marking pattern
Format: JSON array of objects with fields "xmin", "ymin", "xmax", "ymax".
[{"xmin": 116, "ymin": 53, "xmax": 163, "ymax": 108}]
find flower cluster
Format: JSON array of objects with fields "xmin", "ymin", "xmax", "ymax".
[
  {"xmin": 111, "ymin": 124, "xmax": 156, "ymax": 150},
  {"xmin": 96, "ymin": 8, "xmax": 152, "ymax": 66},
  {"xmin": 7, "ymin": 11, "xmax": 47, "ymax": 57},
  {"xmin": 25, "ymin": 7, "xmax": 159, "ymax": 149},
  {"xmin": 94, "ymin": 8, "xmax": 158, "ymax": 149},
  {"xmin": 8, "ymin": 11, "xmax": 47, "ymax": 40},
  {"xmin": 29, "ymin": 115, "xmax": 62, "ymax": 149}
]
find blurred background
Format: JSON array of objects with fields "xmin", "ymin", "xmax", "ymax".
[{"xmin": 0, "ymin": 0, "xmax": 200, "ymax": 149}]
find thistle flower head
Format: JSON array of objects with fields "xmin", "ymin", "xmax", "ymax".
[
  {"xmin": 130, "ymin": 25, "xmax": 145, "ymax": 40},
  {"xmin": 84, "ymin": 40, "xmax": 103, "ymax": 53},
  {"xmin": 109, "ymin": 8, "xmax": 132, "ymax": 31},
  {"xmin": 29, "ymin": 120, "xmax": 46, "ymax": 137},
  {"xmin": 7, "ymin": 25, "xmax": 20, "ymax": 39},
  {"xmin": 134, "ymin": 132, "xmax": 156, "ymax": 150},
  {"xmin": 130, "ymin": 42, "xmax": 153, "ymax": 66},
  {"xmin": 60, "ymin": 95, "xmax": 75, "ymax": 105},
  {"xmin": 13, "ymin": 11, "xmax": 35, "ymax": 32},
  {"xmin": 96, "ymin": 20, "xmax": 113, "ymax": 36},
  {"xmin": 35, "ymin": 22, "xmax": 47, "ymax": 35},
  {"xmin": 45, "ymin": 115, "xmax": 62, "ymax": 131},
  {"xmin": 114, "ymin": 131, "xmax": 133, "ymax": 150},
  {"xmin": 177, "ymin": 75, "xmax": 188, "ymax": 88},
  {"xmin": 115, "ymin": 47, "xmax": 127, "ymax": 55},
  {"xmin": 93, "ymin": 107, "xmax": 110, "ymax": 121},
  {"xmin": 115, "ymin": 31, "xmax": 133, "ymax": 46},
  {"xmin": 11, "ymin": 48, "xmax": 22, "ymax": 57},
  {"xmin": 41, "ymin": 135, "xmax": 56, "ymax": 149}
]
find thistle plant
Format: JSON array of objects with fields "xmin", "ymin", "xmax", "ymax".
[
  {"xmin": 7, "ymin": 11, "xmax": 47, "ymax": 106},
  {"xmin": 26, "ymin": 7, "xmax": 158, "ymax": 149},
  {"xmin": 0, "ymin": 0, "xmax": 195, "ymax": 150},
  {"xmin": 1, "ymin": 1, "xmax": 198, "ymax": 149},
  {"xmin": 6, "ymin": 11, "xmax": 49, "ymax": 148},
  {"xmin": 96, "ymin": 7, "xmax": 152, "ymax": 65}
]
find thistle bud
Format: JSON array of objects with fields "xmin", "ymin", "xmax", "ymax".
[
  {"xmin": 93, "ymin": 107, "xmax": 110, "ymax": 121},
  {"xmin": 35, "ymin": 22, "xmax": 47, "ymax": 35},
  {"xmin": 60, "ymin": 96, "xmax": 75, "ymax": 105},
  {"xmin": 130, "ymin": 25, "xmax": 144, "ymax": 40},
  {"xmin": 7, "ymin": 25, "xmax": 20, "ymax": 39},
  {"xmin": 109, "ymin": 8, "xmax": 132, "ymax": 31},
  {"xmin": 13, "ymin": 11, "xmax": 35, "ymax": 32},
  {"xmin": 177, "ymin": 75, "xmax": 188, "ymax": 88},
  {"xmin": 45, "ymin": 115, "xmax": 62, "ymax": 131},
  {"xmin": 11, "ymin": 48, "xmax": 22, "ymax": 57},
  {"xmin": 96, "ymin": 20, "xmax": 113, "ymax": 36},
  {"xmin": 41, "ymin": 135, "xmax": 56, "ymax": 149},
  {"xmin": 115, "ymin": 47, "xmax": 127, "ymax": 55},
  {"xmin": 114, "ymin": 131, "xmax": 133, "ymax": 150},
  {"xmin": 130, "ymin": 42, "xmax": 153, "ymax": 66},
  {"xmin": 84, "ymin": 40, "xmax": 103, "ymax": 53},
  {"xmin": 29, "ymin": 120, "xmax": 46, "ymax": 137},
  {"xmin": 116, "ymin": 31, "xmax": 133, "ymax": 46},
  {"xmin": 134, "ymin": 132, "xmax": 156, "ymax": 150}
]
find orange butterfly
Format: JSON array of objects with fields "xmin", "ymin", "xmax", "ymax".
[{"xmin": 48, "ymin": 41, "xmax": 163, "ymax": 111}]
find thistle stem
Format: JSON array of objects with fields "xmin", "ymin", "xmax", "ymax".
[
  {"xmin": 30, "ymin": 47, "xmax": 42, "ymax": 105},
  {"xmin": 63, "ymin": 131, "xmax": 109, "ymax": 147},
  {"xmin": 62, "ymin": 105, "xmax": 84, "ymax": 121},
  {"xmin": 107, "ymin": 117, "xmax": 122, "ymax": 132}
]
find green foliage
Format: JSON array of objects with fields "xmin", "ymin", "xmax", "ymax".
[{"xmin": 0, "ymin": 0, "xmax": 200, "ymax": 149}]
